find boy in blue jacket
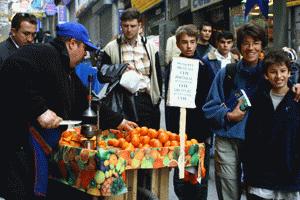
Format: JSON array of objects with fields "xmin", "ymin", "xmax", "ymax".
[{"xmin": 244, "ymin": 49, "xmax": 300, "ymax": 200}]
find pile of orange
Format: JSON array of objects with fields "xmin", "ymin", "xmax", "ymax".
[
  {"xmin": 107, "ymin": 126, "xmax": 199, "ymax": 150},
  {"xmin": 59, "ymin": 127, "xmax": 91, "ymax": 148}
]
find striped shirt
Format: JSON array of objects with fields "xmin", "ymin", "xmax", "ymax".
[{"xmin": 120, "ymin": 35, "xmax": 150, "ymax": 76}]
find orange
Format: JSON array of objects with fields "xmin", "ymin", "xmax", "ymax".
[
  {"xmin": 148, "ymin": 128, "xmax": 159, "ymax": 139},
  {"xmin": 175, "ymin": 134, "xmax": 180, "ymax": 142},
  {"xmin": 190, "ymin": 138, "xmax": 198, "ymax": 144},
  {"xmin": 164, "ymin": 141, "xmax": 171, "ymax": 147},
  {"xmin": 150, "ymin": 139, "xmax": 162, "ymax": 147},
  {"xmin": 143, "ymin": 144, "xmax": 150, "ymax": 148},
  {"xmin": 118, "ymin": 138, "xmax": 126, "ymax": 146},
  {"xmin": 158, "ymin": 132, "xmax": 169, "ymax": 144},
  {"xmin": 170, "ymin": 140, "xmax": 179, "ymax": 146},
  {"xmin": 185, "ymin": 140, "xmax": 192, "ymax": 147},
  {"xmin": 108, "ymin": 139, "xmax": 119, "ymax": 147},
  {"xmin": 98, "ymin": 140, "xmax": 106, "ymax": 148},
  {"xmin": 128, "ymin": 129, "xmax": 139, "ymax": 137},
  {"xmin": 131, "ymin": 135, "xmax": 140, "ymax": 147},
  {"xmin": 125, "ymin": 134, "xmax": 131, "ymax": 142},
  {"xmin": 168, "ymin": 132, "xmax": 177, "ymax": 141},
  {"xmin": 135, "ymin": 126, "xmax": 141, "ymax": 133},
  {"xmin": 140, "ymin": 135, "xmax": 150, "ymax": 144},
  {"xmin": 139, "ymin": 126, "xmax": 149, "ymax": 136},
  {"xmin": 125, "ymin": 143, "xmax": 135, "ymax": 151},
  {"xmin": 157, "ymin": 128, "xmax": 166, "ymax": 134},
  {"xmin": 121, "ymin": 141, "xmax": 129, "ymax": 150}
]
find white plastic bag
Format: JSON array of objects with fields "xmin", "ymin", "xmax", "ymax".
[{"xmin": 119, "ymin": 70, "xmax": 149, "ymax": 94}]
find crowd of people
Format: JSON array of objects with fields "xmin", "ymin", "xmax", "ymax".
[{"xmin": 1, "ymin": 7, "xmax": 300, "ymax": 200}]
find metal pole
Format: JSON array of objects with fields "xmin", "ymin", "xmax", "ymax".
[{"xmin": 273, "ymin": 0, "xmax": 288, "ymax": 48}]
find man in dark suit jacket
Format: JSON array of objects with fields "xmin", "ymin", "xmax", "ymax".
[{"xmin": 0, "ymin": 12, "xmax": 37, "ymax": 67}]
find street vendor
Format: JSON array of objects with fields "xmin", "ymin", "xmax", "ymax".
[{"xmin": 0, "ymin": 22, "xmax": 137, "ymax": 200}]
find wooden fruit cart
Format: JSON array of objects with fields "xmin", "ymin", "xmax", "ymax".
[{"xmin": 49, "ymin": 128, "xmax": 206, "ymax": 200}]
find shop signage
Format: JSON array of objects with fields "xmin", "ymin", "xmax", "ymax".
[
  {"xmin": 131, "ymin": 0, "xmax": 162, "ymax": 13},
  {"xmin": 118, "ymin": 9, "xmax": 124, "ymax": 34},
  {"xmin": 31, "ymin": 0, "xmax": 43, "ymax": 9},
  {"xmin": 191, "ymin": 0, "xmax": 222, "ymax": 12},
  {"xmin": 57, "ymin": 5, "xmax": 67, "ymax": 24},
  {"xmin": 44, "ymin": 3, "xmax": 57, "ymax": 16},
  {"xmin": 45, "ymin": 0, "xmax": 54, "ymax": 3},
  {"xmin": 62, "ymin": 0, "xmax": 71, "ymax": 5},
  {"xmin": 287, "ymin": 0, "xmax": 300, "ymax": 7}
]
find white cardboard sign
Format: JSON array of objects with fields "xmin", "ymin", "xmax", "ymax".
[{"xmin": 166, "ymin": 57, "xmax": 199, "ymax": 108}]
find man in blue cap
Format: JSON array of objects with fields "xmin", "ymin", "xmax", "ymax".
[{"xmin": 0, "ymin": 22, "xmax": 136, "ymax": 200}]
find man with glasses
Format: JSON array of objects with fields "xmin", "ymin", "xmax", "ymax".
[
  {"xmin": 0, "ymin": 12, "xmax": 37, "ymax": 67},
  {"xmin": 0, "ymin": 22, "xmax": 136, "ymax": 200}
]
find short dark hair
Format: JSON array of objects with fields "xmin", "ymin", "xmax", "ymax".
[
  {"xmin": 121, "ymin": 8, "xmax": 141, "ymax": 22},
  {"xmin": 216, "ymin": 30, "xmax": 234, "ymax": 42},
  {"xmin": 263, "ymin": 49, "xmax": 291, "ymax": 73},
  {"xmin": 199, "ymin": 21, "xmax": 212, "ymax": 31},
  {"xmin": 236, "ymin": 23, "xmax": 267, "ymax": 52},
  {"xmin": 175, "ymin": 24, "xmax": 198, "ymax": 43},
  {"xmin": 11, "ymin": 12, "xmax": 37, "ymax": 30}
]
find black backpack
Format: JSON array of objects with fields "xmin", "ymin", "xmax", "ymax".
[
  {"xmin": 223, "ymin": 63, "xmax": 237, "ymax": 99},
  {"xmin": 208, "ymin": 63, "xmax": 237, "ymax": 130}
]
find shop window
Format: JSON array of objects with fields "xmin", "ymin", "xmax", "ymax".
[{"xmin": 230, "ymin": 1, "xmax": 274, "ymax": 46}]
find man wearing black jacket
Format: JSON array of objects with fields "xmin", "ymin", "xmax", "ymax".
[
  {"xmin": 0, "ymin": 12, "xmax": 37, "ymax": 67},
  {"xmin": 99, "ymin": 8, "xmax": 162, "ymax": 129},
  {"xmin": 0, "ymin": 22, "xmax": 136, "ymax": 200}
]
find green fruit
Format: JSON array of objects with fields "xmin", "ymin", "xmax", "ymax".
[
  {"xmin": 130, "ymin": 152, "xmax": 135, "ymax": 159},
  {"xmin": 98, "ymin": 149, "xmax": 110, "ymax": 161},
  {"xmin": 109, "ymin": 163, "xmax": 115, "ymax": 169},
  {"xmin": 163, "ymin": 156, "xmax": 170, "ymax": 166},
  {"xmin": 188, "ymin": 144, "xmax": 199, "ymax": 155},
  {"xmin": 191, "ymin": 153, "xmax": 199, "ymax": 166},
  {"xmin": 94, "ymin": 171, "xmax": 105, "ymax": 184},
  {"xmin": 141, "ymin": 157, "xmax": 153, "ymax": 168},
  {"xmin": 105, "ymin": 171, "xmax": 110, "ymax": 178},
  {"xmin": 131, "ymin": 158, "xmax": 141, "ymax": 168}
]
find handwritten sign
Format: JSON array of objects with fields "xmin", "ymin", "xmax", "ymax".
[{"xmin": 166, "ymin": 57, "xmax": 199, "ymax": 108}]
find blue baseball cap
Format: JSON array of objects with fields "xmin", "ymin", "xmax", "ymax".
[{"xmin": 56, "ymin": 22, "xmax": 98, "ymax": 51}]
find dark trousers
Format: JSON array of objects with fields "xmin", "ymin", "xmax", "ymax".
[
  {"xmin": 173, "ymin": 143, "xmax": 210, "ymax": 200},
  {"xmin": 47, "ymin": 179, "xmax": 93, "ymax": 200},
  {"xmin": 134, "ymin": 92, "xmax": 160, "ymax": 129},
  {"xmin": 2, "ymin": 147, "xmax": 41, "ymax": 200}
]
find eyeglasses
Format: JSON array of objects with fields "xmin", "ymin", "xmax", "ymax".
[{"xmin": 241, "ymin": 41, "xmax": 262, "ymax": 48}]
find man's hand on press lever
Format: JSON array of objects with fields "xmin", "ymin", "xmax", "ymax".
[
  {"xmin": 226, "ymin": 99, "xmax": 246, "ymax": 122},
  {"xmin": 117, "ymin": 119, "xmax": 138, "ymax": 132},
  {"xmin": 37, "ymin": 109, "xmax": 63, "ymax": 129},
  {"xmin": 292, "ymin": 83, "xmax": 300, "ymax": 102}
]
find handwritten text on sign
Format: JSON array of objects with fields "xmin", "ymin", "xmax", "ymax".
[{"xmin": 167, "ymin": 57, "xmax": 199, "ymax": 108}]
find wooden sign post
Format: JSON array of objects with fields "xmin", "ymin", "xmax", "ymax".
[{"xmin": 166, "ymin": 57, "xmax": 199, "ymax": 179}]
